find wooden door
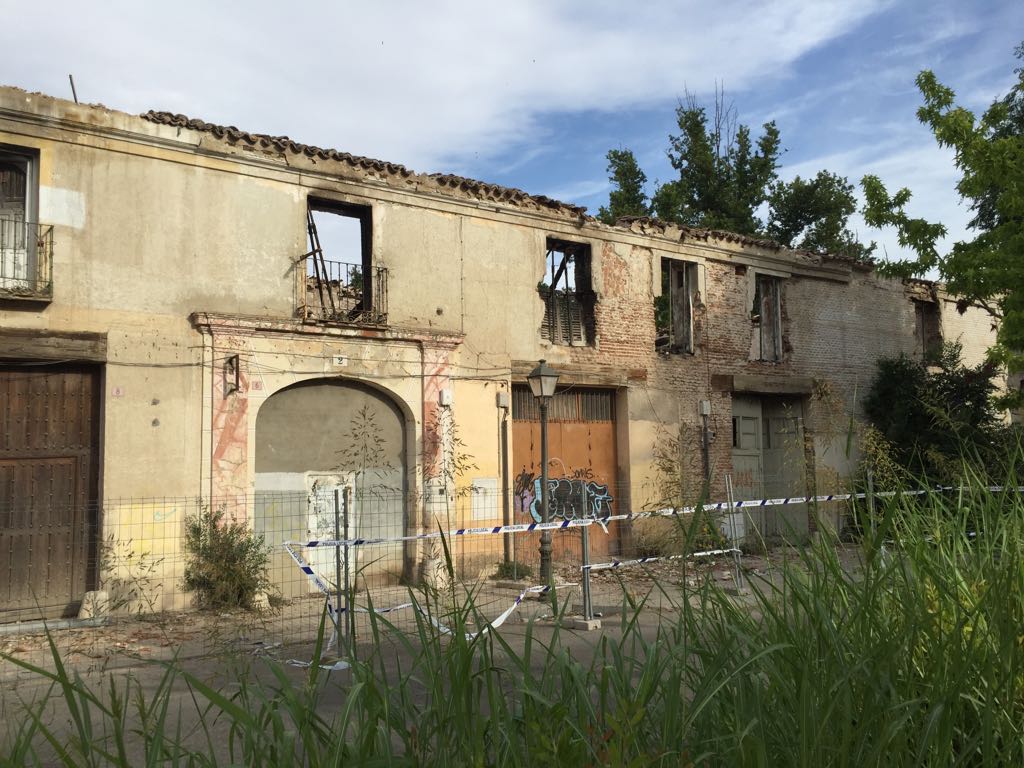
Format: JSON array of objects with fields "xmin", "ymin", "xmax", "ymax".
[
  {"xmin": 0, "ymin": 364, "xmax": 100, "ymax": 620},
  {"xmin": 511, "ymin": 386, "xmax": 618, "ymax": 560}
]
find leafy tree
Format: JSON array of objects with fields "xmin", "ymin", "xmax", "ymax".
[
  {"xmin": 651, "ymin": 91, "xmax": 781, "ymax": 235},
  {"xmin": 861, "ymin": 42, "xmax": 1024, "ymax": 371},
  {"xmin": 603, "ymin": 90, "xmax": 871, "ymax": 259},
  {"xmin": 597, "ymin": 148, "xmax": 650, "ymax": 224},
  {"xmin": 767, "ymin": 171, "xmax": 875, "ymax": 261},
  {"xmin": 863, "ymin": 343, "xmax": 1006, "ymax": 481}
]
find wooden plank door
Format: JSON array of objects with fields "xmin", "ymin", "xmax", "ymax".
[{"xmin": 0, "ymin": 364, "xmax": 100, "ymax": 620}]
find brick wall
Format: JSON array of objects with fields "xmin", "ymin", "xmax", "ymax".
[{"xmin": 546, "ymin": 237, "xmax": 999, "ymax": 510}]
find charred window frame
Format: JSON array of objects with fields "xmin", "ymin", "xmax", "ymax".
[
  {"xmin": 540, "ymin": 238, "xmax": 595, "ymax": 346},
  {"xmin": 656, "ymin": 258, "xmax": 699, "ymax": 354},
  {"xmin": 302, "ymin": 199, "xmax": 387, "ymax": 324},
  {"xmin": 913, "ymin": 299, "xmax": 942, "ymax": 357},
  {"xmin": 752, "ymin": 274, "xmax": 783, "ymax": 362}
]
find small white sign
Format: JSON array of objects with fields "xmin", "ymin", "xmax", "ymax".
[
  {"xmin": 331, "ymin": 355, "xmax": 349, "ymax": 367},
  {"xmin": 471, "ymin": 478, "xmax": 499, "ymax": 520}
]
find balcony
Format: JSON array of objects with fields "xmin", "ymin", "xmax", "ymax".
[
  {"xmin": 0, "ymin": 218, "xmax": 53, "ymax": 301},
  {"xmin": 298, "ymin": 257, "xmax": 388, "ymax": 326}
]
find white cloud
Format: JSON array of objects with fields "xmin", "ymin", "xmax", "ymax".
[
  {"xmin": 783, "ymin": 136, "xmax": 970, "ymax": 270},
  {"xmin": 0, "ymin": 0, "xmax": 887, "ymax": 172},
  {"xmin": 542, "ymin": 179, "xmax": 610, "ymax": 204}
]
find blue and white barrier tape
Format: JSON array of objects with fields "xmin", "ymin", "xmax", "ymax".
[
  {"xmin": 285, "ymin": 540, "xmax": 565, "ymax": 639},
  {"xmin": 285, "ymin": 485, "xmax": 1024, "ymax": 552},
  {"xmin": 422, "ymin": 584, "xmax": 564, "ymax": 640}
]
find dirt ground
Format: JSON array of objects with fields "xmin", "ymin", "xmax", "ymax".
[
  {"xmin": 0, "ymin": 543, "xmax": 868, "ymax": 763},
  {"xmin": 0, "ymin": 543, "xmax": 865, "ymax": 685}
]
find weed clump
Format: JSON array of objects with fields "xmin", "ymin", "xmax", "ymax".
[{"xmin": 182, "ymin": 506, "xmax": 273, "ymax": 610}]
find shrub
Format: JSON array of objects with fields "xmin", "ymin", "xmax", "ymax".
[
  {"xmin": 493, "ymin": 559, "xmax": 533, "ymax": 581},
  {"xmin": 863, "ymin": 341, "xmax": 1012, "ymax": 481},
  {"xmin": 182, "ymin": 506, "xmax": 274, "ymax": 610}
]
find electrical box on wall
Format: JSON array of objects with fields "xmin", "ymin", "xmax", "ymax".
[
  {"xmin": 698, "ymin": 400, "xmax": 712, "ymax": 416},
  {"xmin": 496, "ymin": 391, "xmax": 510, "ymax": 410},
  {"xmin": 439, "ymin": 388, "xmax": 453, "ymax": 406}
]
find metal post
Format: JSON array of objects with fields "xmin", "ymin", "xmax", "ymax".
[
  {"xmin": 866, "ymin": 469, "xmax": 877, "ymax": 539},
  {"xmin": 344, "ymin": 486, "xmax": 353, "ymax": 646},
  {"xmin": 539, "ymin": 399, "xmax": 552, "ymax": 582},
  {"xmin": 581, "ymin": 524, "xmax": 593, "ymax": 621},
  {"xmin": 725, "ymin": 474, "xmax": 743, "ymax": 588},
  {"xmin": 538, "ymin": 398, "xmax": 557, "ymax": 612},
  {"xmin": 333, "ymin": 489, "xmax": 343, "ymax": 655}
]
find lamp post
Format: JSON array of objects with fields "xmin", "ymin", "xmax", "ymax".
[{"xmin": 527, "ymin": 359, "xmax": 559, "ymax": 589}]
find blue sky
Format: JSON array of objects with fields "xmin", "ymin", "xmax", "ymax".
[{"xmin": 2, "ymin": 0, "xmax": 1021, "ymax": 261}]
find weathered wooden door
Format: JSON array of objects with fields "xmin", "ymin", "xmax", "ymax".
[
  {"xmin": 511, "ymin": 386, "xmax": 619, "ymax": 560},
  {"xmin": 729, "ymin": 396, "xmax": 763, "ymax": 541},
  {"xmin": 0, "ymin": 364, "xmax": 100, "ymax": 620},
  {"xmin": 761, "ymin": 398, "xmax": 807, "ymax": 538},
  {"xmin": 730, "ymin": 395, "xmax": 808, "ymax": 543}
]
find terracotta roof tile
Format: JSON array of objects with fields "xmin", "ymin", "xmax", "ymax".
[
  {"xmin": 142, "ymin": 110, "xmax": 587, "ymax": 217},
  {"xmin": 615, "ymin": 215, "xmax": 875, "ymax": 267}
]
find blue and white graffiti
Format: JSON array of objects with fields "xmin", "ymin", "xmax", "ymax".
[{"xmin": 524, "ymin": 477, "xmax": 613, "ymax": 522}]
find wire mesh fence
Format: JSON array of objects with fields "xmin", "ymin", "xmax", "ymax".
[{"xmin": 0, "ymin": 474, "xmax": 865, "ymax": 666}]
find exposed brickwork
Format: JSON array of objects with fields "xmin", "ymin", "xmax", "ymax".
[{"xmin": 542, "ymin": 237, "xmax": 998, "ymax": 509}]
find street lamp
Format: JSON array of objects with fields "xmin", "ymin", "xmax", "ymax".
[{"xmin": 527, "ymin": 359, "xmax": 559, "ymax": 587}]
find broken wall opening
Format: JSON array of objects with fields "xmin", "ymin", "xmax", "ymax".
[
  {"xmin": 914, "ymin": 299, "xmax": 942, "ymax": 357},
  {"xmin": 750, "ymin": 274, "xmax": 783, "ymax": 362},
  {"xmin": 302, "ymin": 199, "xmax": 386, "ymax": 324},
  {"xmin": 656, "ymin": 258, "xmax": 699, "ymax": 353},
  {"xmin": 539, "ymin": 238, "xmax": 595, "ymax": 346}
]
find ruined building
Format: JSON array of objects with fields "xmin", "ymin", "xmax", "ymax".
[{"xmin": 0, "ymin": 87, "xmax": 1002, "ymax": 619}]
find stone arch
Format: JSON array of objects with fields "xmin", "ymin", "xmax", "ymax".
[{"xmin": 253, "ymin": 378, "xmax": 410, "ymax": 594}]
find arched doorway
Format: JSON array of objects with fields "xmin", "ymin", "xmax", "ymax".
[{"xmin": 254, "ymin": 379, "xmax": 408, "ymax": 595}]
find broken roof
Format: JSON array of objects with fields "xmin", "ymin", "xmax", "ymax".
[
  {"xmin": 142, "ymin": 110, "xmax": 588, "ymax": 219},
  {"xmin": 615, "ymin": 215, "xmax": 876, "ymax": 268},
  {"xmin": 140, "ymin": 111, "xmax": 873, "ymax": 265}
]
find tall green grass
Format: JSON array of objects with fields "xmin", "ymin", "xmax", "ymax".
[{"xmin": 3, "ymin": 474, "xmax": 1023, "ymax": 766}]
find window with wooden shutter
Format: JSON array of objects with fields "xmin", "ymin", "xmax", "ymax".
[
  {"xmin": 751, "ymin": 274, "xmax": 783, "ymax": 362},
  {"xmin": 655, "ymin": 258, "xmax": 698, "ymax": 353},
  {"xmin": 539, "ymin": 239, "xmax": 594, "ymax": 346}
]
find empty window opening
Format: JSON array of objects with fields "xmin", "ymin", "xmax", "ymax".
[
  {"xmin": 751, "ymin": 274, "xmax": 783, "ymax": 362},
  {"xmin": 539, "ymin": 238, "xmax": 594, "ymax": 346},
  {"xmin": 656, "ymin": 258, "xmax": 699, "ymax": 354},
  {"xmin": 914, "ymin": 300, "xmax": 942, "ymax": 357},
  {"xmin": 0, "ymin": 146, "xmax": 50, "ymax": 296},
  {"xmin": 302, "ymin": 199, "xmax": 386, "ymax": 324}
]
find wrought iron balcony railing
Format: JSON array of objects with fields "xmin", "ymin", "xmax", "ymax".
[
  {"xmin": 0, "ymin": 218, "xmax": 53, "ymax": 300},
  {"xmin": 298, "ymin": 257, "xmax": 388, "ymax": 325}
]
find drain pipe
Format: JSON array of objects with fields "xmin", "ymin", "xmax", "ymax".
[{"xmin": 699, "ymin": 399, "xmax": 712, "ymax": 482}]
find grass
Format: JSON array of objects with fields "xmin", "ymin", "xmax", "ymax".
[{"xmin": 2, "ymin": 471, "xmax": 1024, "ymax": 765}]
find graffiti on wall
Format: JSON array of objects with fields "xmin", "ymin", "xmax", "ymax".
[{"xmin": 513, "ymin": 466, "xmax": 613, "ymax": 523}]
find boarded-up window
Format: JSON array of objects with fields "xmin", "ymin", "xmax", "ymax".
[
  {"xmin": 751, "ymin": 275, "xmax": 782, "ymax": 362},
  {"xmin": 655, "ymin": 258, "xmax": 698, "ymax": 353},
  {"xmin": 539, "ymin": 239, "xmax": 595, "ymax": 346}
]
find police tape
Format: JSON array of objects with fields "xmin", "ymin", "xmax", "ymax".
[
  {"xmin": 284, "ymin": 540, "xmax": 566, "ymax": 640},
  {"xmin": 284, "ymin": 485, "xmax": 1024, "ymax": 552},
  {"xmin": 422, "ymin": 584, "xmax": 565, "ymax": 640}
]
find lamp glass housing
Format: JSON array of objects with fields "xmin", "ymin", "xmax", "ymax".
[{"xmin": 527, "ymin": 359, "xmax": 559, "ymax": 400}]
